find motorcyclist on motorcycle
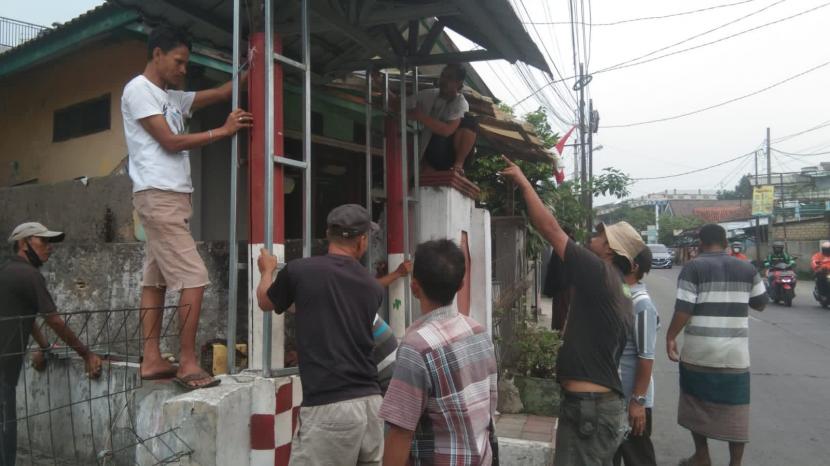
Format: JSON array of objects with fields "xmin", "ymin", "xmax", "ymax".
[
  {"xmin": 730, "ymin": 241, "xmax": 749, "ymax": 260},
  {"xmin": 811, "ymin": 240, "xmax": 830, "ymax": 297},
  {"xmin": 764, "ymin": 241, "xmax": 795, "ymax": 289},
  {"xmin": 764, "ymin": 241, "xmax": 795, "ymax": 268}
]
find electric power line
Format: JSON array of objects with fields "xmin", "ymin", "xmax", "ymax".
[
  {"xmin": 512, "ymin": 0, "xmax": 830, "ymax": 107},
  {"xmin": 772, "ymin": 148, "xmax": 830, "ymax": 157},
  {"xmin": 523, "ymin": 0, "xmax": 759, "ymax": 27},
  {"xmin": 602, "ymin": 59, "xmax": 830, "ymax": 128},
  {"xmin": 772, "ymin": 119, "xmax": 830, "ymax": 143},
  {"xmin": 632, "ymin": 151, "xmax": 756, "ymax": 180},
  {"xmin": 596, "ymin": 0, "xmax": 789, "ymax": 74}
]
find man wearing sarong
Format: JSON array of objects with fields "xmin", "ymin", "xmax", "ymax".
[{"xmin": 667, "ymin": 224, "xmax": 768, "ymax": 466}]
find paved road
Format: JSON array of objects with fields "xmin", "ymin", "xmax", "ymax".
[{"xmin": 643, "ymin": 267, "xmax": 830, "ymax": 465}]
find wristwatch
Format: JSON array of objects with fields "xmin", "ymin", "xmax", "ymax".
[{"xmin": 631, "ymin": 395, "xmax": 647, "ymax": 406}]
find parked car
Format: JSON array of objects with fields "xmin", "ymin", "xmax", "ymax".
[{"xmin": 648, "ymin": 243, "xmax": 673, "ymax": 269}]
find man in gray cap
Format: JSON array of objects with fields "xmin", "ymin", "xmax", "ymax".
[
  {"xmin": 256, "ymin": 204, "xmax": 385, "ymax": 465},
  {"xmin": 0, "ymin": 222, "xmax": 102, "ymax": 466}
]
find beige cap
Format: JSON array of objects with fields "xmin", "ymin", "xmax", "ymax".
[
  {"xmin": 597, "ymin": 221, "xmax": 645, "ymax": 266},
  {"xmin": 8, "ymin": 222, "xmax": 65, "ymax": 243}
]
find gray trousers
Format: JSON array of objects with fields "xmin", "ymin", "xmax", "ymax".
[
  {"xmin": 289, "ymin": 395, "xmax": 383, "ymax": 466},
  {"xmin": 553, "ymin": 391, "xmax": 626, "ymax": 466}
]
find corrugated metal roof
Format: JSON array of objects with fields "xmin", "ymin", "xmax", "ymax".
[{"xmin": 114, "ymin": 0, "xmax": 551, "ymax": 77}]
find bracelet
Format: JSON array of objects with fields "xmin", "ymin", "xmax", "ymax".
[{"xmin": 208, "ymin": 129, "xmax": 214, "ymax": 141}]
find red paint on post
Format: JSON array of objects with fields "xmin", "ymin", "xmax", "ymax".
[
  {"xmin": 250, "ymin": 413, "xmax": 276, "ymax": 450},
  {"xmin": 248, "ymin": 32, "xmax": 285, "ymax": 245}
]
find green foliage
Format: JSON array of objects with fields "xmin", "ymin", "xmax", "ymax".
[
  {"xmin": 659, "ymin": 215, "xmax": 704, "ymax": 245},
  {"xmin": 603, "ymin": 205, "xmax": 655, "ymax": 233},
  {"xmin": 717, "ymin": 174, "xmax": 753, "ymax": 200},
  {"xmin": 468, "ymin": 106, "xmax": 632, "ymax": 249},
  {"xmin": 516, "ymin": 326, "xmax": 562, "ymax": 379}
]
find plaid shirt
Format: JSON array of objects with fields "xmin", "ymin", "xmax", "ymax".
[{"xmin": 380, "ymin": 305, "xmax": 498, "ymax": 465}]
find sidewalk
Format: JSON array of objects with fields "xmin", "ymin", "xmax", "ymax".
[{"xmin": 495, "ymin": 413, "xmax": 557, "ymax": 443}]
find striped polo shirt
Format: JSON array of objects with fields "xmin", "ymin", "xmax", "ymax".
[{"xmin": 675, "ymin": 251, "xmax": 768, "ymax": 369}]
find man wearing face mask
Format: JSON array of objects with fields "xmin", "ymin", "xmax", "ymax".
[
  {"xmin": 256, "ymin": 204, "xmax": 385, "ymax": 465},
  {"xmin": 729, "ymin": 242, "xmax": 748, "ymax": 261},
  {"xmin": 0, "ymin": 222, "xmax": 103, "ymax": 466}
]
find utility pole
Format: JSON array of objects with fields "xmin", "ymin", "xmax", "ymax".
[
  {"xmin": 754, "ymin": 149, "xmax": 761, "ymax": 265},
  {"xmin": 587, "ymin": 98, "xmax": 594, "ymax": 230},
  {"xmin": 766, "ymin": 127, "xmax": 772, "ymax": 250},
  {"xmin": 578, "ymin": 63, "xmax": 588, "ymax": 232}
]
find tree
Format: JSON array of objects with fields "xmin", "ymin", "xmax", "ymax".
[
  {"xmin": 467, "ymin": 107, "xmax": 631, "ymax": 256},
  {"xmin": 658, "ymin": 215, "xmax": 703, "ymax": 245},
  {"xmin": 603, "ymin": 205, "xmax": 655, "ymax": 233},
  {"xmin": 717, "ymin": 174, "xmax": 753, "ymax": 200}
]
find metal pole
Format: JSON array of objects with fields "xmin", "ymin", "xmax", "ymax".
[
  {"xmin": 400, "ymin": 62, "xmax": 411, "ymax": 327},
  {"xmin": 578, "ymin": 63, "xmax": 587, "ymax": 233},
  {"xmin": 767, "ymin": 128, "xmax": 772, "ymax": 184},
  {"xmin": 261, "ymin": 0, "xmax": 274, "ymax": 378},
  {"xmin": 302, "ymin": 0, "xmax": 312, "ymax": 259},
  {"xmin": 365, "ymin": 68, "xmax": 373, "ymax": 271},
  {"xmin": 226, "ymin": 0, "xmax": 241, "ymax": 374},
  {"xmin": 413, "ymin": 66, "xmax": 421, "ymax": 244},
  {"xmin": 655, "ymin": 203, "xmax": 659, "ymax": 239},
  {"xmin": 587, "ymin": 98, "xmax": 594, "ymax": 230},
  {"xmin": 754, "ymin": 150, "xmax": 762, "ymax": 266}
]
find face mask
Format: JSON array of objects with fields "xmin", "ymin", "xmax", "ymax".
[
  {"xmin": 822, "ymin": 248, "xmax": 830, "ymax": 256},
  {"xmin": 733, "ymin": 248, "xmax": 741, "ymax": 253},
  {"xmin": 24, "ymin": 240, "xmax": 43, "ymax": 268}
]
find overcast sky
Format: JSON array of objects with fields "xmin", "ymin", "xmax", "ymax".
[{"xmin": 5, "ymin": 0, "xmax": 829, "ymax": 205}]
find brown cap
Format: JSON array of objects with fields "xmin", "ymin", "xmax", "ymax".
[
  {"xmin": 596, "ymin": 221, "xmax": 645, "ymax": 266},
  {"xmin": 326, "ymin": 204, "xmax": 379, "ymax": 239}
]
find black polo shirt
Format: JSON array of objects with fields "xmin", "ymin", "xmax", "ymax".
[
  {"xmin": 267, "ymin": 254, "xmax": 384, "ymax": 406},
  {"xmin": 0, "ymin": 257, "xmax": 56, "ymax": 386}
]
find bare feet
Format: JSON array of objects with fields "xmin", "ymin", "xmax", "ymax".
[{"xmin": 140, "ymin": 356, "xmax": 177, "ymax": 380}]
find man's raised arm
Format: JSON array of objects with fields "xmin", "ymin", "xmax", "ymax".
[{"xmin": 499, "ymin": 155, "xmax": 569, "ymax": 259}]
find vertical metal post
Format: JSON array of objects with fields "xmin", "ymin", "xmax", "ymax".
[
  {"xmin": 754, "ymin": 150, "xmax": 762, "ymax": 265},
  {"xmin": 262, "ymin": 0, "xmax": 274, "ymax": 378},
  {"xmin": 383, "ymin": 70, "xmax": 389, "ymax": 264},
  {"xmin": 587, "ymin": 98, "xmax": 594, "ymax": 230},
  {"xmin": 413, "ymin": 67, "xmax": 421, "ymax": 243},
  {"xmin": 766, "ymin": 127, "xmax": 772, "ymax": 247},
  {"xmin": 400, "ymin": 62, "xmax": 411, "ymax": 326},
  {"xmin": 578, "ymin": 63, "xmax": 588, "ymax": 233},
  {"xmin": 302, "ymin": 0, "xmax": 312, "ymax": 258},
  {"xmin": 365, "ymin": 68, "xmax": 373, "ymax": 271},
  {"xmin": 226, "ymin": 0, "xmax": 241, "ymax": 374}
]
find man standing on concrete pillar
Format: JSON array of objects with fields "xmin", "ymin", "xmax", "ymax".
[
  {"xmin": 121, "ymin": 25, "xmax": 252, "ymax": 389},
  {"xmin": 256, "ymin": 204, "xmax": 385, "ymax": 465}
]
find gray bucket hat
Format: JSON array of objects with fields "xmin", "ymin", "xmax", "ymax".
[{"xmin": 8, "ymin": 222, "xmax": 65, "ymax": 243}]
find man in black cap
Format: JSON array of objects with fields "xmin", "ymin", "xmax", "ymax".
[
  {"xmin": 1, "ymin": 222, "xmax": 103, "ymax": 466},
  {"xmin": 256, "ymin": 204, "xmax": 385, "ymax": 465}
]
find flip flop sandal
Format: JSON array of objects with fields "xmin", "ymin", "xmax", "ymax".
[
  {"xmin": 141, "ymin": 367, "xmax": 178, "ymax": 380},
  {"xmin": 174, "ymin": 372, "xmax": 221, "ymax": 391}
]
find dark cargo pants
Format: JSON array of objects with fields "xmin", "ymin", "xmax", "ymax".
[{"xmin": 554, "ymin": 390, "xmax": 626, "ymax": 466}]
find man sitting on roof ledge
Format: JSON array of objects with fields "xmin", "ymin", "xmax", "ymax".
[{"xmin": 393, "ymin": 64, "xmax": 479, "ymax": 176}]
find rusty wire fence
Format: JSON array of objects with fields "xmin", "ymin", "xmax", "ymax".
[{"xmin": 1, "ymin": 305, "xmax": 194, "ymax": 465}]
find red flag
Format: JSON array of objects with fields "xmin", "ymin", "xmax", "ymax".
[
  {"xmin": 555, "ymin": 125, "xmax": 576, "ymax": 155},
  {"xmin": 555, "ymin": 168, "xmax": 565, "ymax": 185}
]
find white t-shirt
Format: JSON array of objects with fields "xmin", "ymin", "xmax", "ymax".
[
  {"xmin": 411, "ymin": 88, "xmax": 468, "ymax": 157},
  {"xmin": 121, "ymin": 75, "xmax": 196, "ymax": 193}
]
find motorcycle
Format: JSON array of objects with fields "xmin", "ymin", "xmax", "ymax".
[
  {"xmin": 767, "ymin": 263, "xmax": 797, "ymax": 307},
  {"xmin": 813, "ymin": 271, "xmax": 830, "ymax": 308}
]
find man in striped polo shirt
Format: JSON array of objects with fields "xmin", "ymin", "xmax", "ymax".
[{"xmin": 667, "ymin": 224, "xmax": 767, "ymax": 466}]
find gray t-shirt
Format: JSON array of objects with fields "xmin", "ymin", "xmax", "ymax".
[
  {"xmin": 619, "ymin": 282, "xmax": 660, "ymax": 407},
  {"xmin": 412, "ymin": 88, "xmax": 469, "ymax": 157}
]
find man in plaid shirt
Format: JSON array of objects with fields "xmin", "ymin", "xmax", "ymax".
[{"xmin": 380, "ymin": 239, "xmax": 498, "ymax": 466}]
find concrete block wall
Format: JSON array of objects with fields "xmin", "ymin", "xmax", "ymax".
[
  {"xmin": 417, "ymin": 185, "xmax": 494, "ymax": 333},
  {"xmin": 772, "ymin": 217, "xmax": 830, "ymax": 242}
]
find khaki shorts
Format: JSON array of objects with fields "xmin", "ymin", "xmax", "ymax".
[
  {"xmin": 133, "ymin": 189, "xmax": 210, "ymax": 291},
  {"xmin": 290, "ymin": 395, "xmax": 383, "ymax": 466}
]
